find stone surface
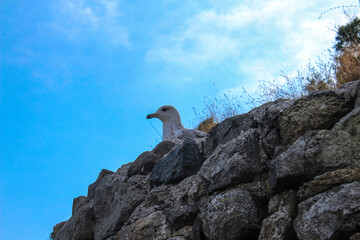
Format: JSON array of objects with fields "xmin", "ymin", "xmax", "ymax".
[
  {"xmin": 298, "ymin": 162, "xmax": 360, "ymax": 201},
  {"xmin": 53, "ymin": 203, "xmax": 95, "ymax": 240},
  {"xmin": 88, "ymin": 169, "xmax": 114, "ymax": 200},
  {"xmin": 204, "ymin": 99, "xmax": 292, "ymax": 158},
  {"xmin": 150, "ymin": 138, "xmax": 205, "ymax": 187},
  {"xmin": 200, "ymin": 188, "xmax": 260, "ymax": 240},
  {"xmin": 200, "ymin": 129, "xmax": 265, "ymax": 193},
  {"xmin": 294, "ymin": 181, "xmax": 360, "ymax": 240},
  {"xmin": 259, "ymin": 190, "xmax": 297, "ymax": 240},
  {"xmin": 92, "ymin": 174, "xmax": 147, "ymax": 240},
  {"xmin": 52, "ymin": 81, "xmax": 360, "ymax": 240},
  {"xmin": 279, "ymin": 90, "xmax": 354, "ymax": 145},
  {"xmin": 72, "ymin": 196, "xmax": 88, "ymax": 216}
]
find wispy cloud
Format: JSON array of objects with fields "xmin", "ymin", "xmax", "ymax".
[
  {"xmin": 52, "ymin": 0, "xmax": 129, "ymax": 46},
  {"xmin": 146, "ymin": 0, "xmax": 358, "ymax": 83}
]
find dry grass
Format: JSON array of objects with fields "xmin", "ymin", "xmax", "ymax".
[
  {"xmin": 335, "ymin": 46, "xmax": 360, "ymax": 85},
  {"xmin": 196, "ymin": 117, "xmax": 217, "ymax": 133}
]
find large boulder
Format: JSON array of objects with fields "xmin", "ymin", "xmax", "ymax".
[
  {"xmin": 271, "ymin": 107, "xmax": 360, "ymax": 193},
  {"xmin": 259, "ymin": 190, "xmax": 297, "ymax": 240},
  {"xmin": 200, "ymin": 129, "xmax": 266, "ymax": 193},
  {"xmin": 294, "ymin": 181, "xmax": 360, "ymax": 240},
  {"xmin": 127, "ymin": 141, "xmax": 175, "ymax": 177},
  {"xmin": 150, "ymin": 139, "xmax": 205, "ymax": 188},
  {"xmin": 91, "ymin": 165, "xmax": 147, "ymax": 240},
  {"xmin": 200, "ymin": 188, "xmax": 261, "ymax": 240},
  {"xmin": 52, "ymin": 202, "xmax": 95, "ymax": 240},
  {"xmin": 204, "ymin": 99, "xmax": 292, "ymax": 158},
  {"xmin": 279, "ymin": 81, "xmax": 359, "ymax": 145}
]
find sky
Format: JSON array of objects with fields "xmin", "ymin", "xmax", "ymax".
[{"xmin": 1, "ymin": 0, "xmax": 359, "ymax": 239}]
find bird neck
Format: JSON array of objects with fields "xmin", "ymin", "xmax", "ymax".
[{"xmin": 162, "ymin": 118, "xmax": 184, "ymax": 140}]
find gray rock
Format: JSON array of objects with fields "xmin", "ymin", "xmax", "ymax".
[
  {"xmin": 88, "ymin": 169, "xmax": 114, "ymax": 200},
  {"xmin": 200, "ymin": 129, "xmax": 265, "ymax": 193},
  {"xmin": 72, "ymin": 196, "xmax": 88, "ymax": 216},
  {"xmin": 53, "ymin": 202, "xmax": 95, "ymax": 240},
  {"xmin": 294, "ymin": 181, "xmax": 360, "ymax": 240},
  {"xmin": 279, "ymin": 90, "xmax": 354, "ymax": 145},
  {"xmin": 204, "ymin": 99, "xmax": 292, "ymax": 158},
  {"xmin": 259, "ymin": 190, "xmax": 297, "ymax": 240},
  {"xmin": 127, "ymin": 141, "xmax": 175, "ymax": 177},
  {"xmin": 200, "ymin": 188, "xmax": 260, "ymax": 240},
  {"xmin": 127, "ymin": 151, "xmax": 159, "ymax": 177},
  {"xmin": 152, "ymin": 140, "xmax": 176, "ymax": 158},
  {"xmin": 298, "ymin": 162, "xmax": 360, "ymax": 201},
  {"xmin": 271, "ymin": 108, "xmax": 360, "ymax": 193},
  {"xmin": 167, "ymin": 204, "xmax": 199, "ymax": 230},
  {"xmin": 92, "ymin": 174, "xmax": 147, "ymax": 240},
  {"xmin": 150, "ymin": 139, "xmax": 205, "ymax": 188},
  {"xmin": 115, "ymin": 211, "xmax": 173, "ymax": 240}
]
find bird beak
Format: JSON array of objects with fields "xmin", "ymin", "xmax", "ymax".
[{"xmin": 146, "ymin": 113, "xmax": 159, "ymax": 119}]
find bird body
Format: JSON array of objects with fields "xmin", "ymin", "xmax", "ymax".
[{"xmin": 147, "ymin": 105, "xmax": 206, "ymax": 143}]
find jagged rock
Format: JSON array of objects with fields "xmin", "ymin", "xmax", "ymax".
[
  {"xmin": 72, "ymin": 196, "xmax": 88, "ymax": 215},
  {"xmin": 53, "ymin": 203, "xmax": 95, "ymax": 240},
  {"xmin": 279, "ymin": 86, "xmax": 356, "ymax": 145},
  {"xmin": 167, "ymin": 204, "xmax": 199, "ymax": 230},
  {"xmin": 127, "ymin": 141, "xmax": 175, "ymax": 177},
  {"xmin": 298, "ymin": 162, "xmax": 360, "ymax": 201},
  {"xmin": 152, "ymin": 140, "xmax": 176, "ymax": 158},
  {"xmin": 115, "ymin": 211, "xmax": 173, "ymax": 240},
  {"xmin": 259, "ymin": 190, "xmax": 297, "ymax": 240},
  {"xmin": 200, "ymin": 188, "xmax": 261, "ymax": 240},
  {"xmin": 271, "ymin": 106, "xmax": 360, "ymax": 193},
  {"xmin": 294, "ymin": 181, "xmax": 360, "ymax": 240},
  {"xmin": 52, "ymin": 80, "xmax": 360, "ymax": 240},
  {"xmin": 200, "ymin": 129, "xmax": 265, "ymax": 193},
  {"xmin": 150, "ymin": 139, "xmax": 205, "ymax": 187},
  {"xmin": 88, "ymin": 169, "xmax": 114, "ymax": 200},
  {"xmin": 92, "ymin": 173, "xmax": 148, "ymax": 240},
  {"xmin": 204, "ymin": 99, "xmax": 292, "ymax": 158}
]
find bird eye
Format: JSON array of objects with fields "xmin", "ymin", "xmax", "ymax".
[{"xmin": 162, "ymin": 108, "xmax": 167, "ymax": 112}]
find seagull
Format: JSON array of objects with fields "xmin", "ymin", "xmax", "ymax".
[{"xmin": 146, "ymin": 105, "xmax": 207, "ymax": 143}]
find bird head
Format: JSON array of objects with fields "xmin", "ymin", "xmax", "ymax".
[{"xmin": 146, "ymin": 105, "xmax": 181, "ymax": 123}]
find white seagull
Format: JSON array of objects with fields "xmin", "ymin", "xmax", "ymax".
[{"xmin": 147, "ymin": 105, "xmax": 207, "ymax": 143}]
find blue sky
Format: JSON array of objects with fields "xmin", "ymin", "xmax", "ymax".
[{"xmin": 1, "ymin": 0, "xmax": 358, "ymax": 239}]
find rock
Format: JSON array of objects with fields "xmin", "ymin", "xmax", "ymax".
[
  {"xmin": 127, "ymin": 151, "xmax": 159, "ymax": 177},
  {"xmin": 88, "ymin": 169, "xmax": 114, "ymax": 200},
  {"xmin": 204, "ymin": 99, "xmax": 292, "ymax": 158},
  {"xmin": 152, "ymin": 140, "xmax": 176, "ymax": 158},
  {"xmin": 72, "ymin": 196, "xmax": 88, "ymax": 216},
  {"xmin": 150, "ymin": 139, "xmax": 205, "ymax": 188},
  {"xmin": 269, "ymin": 130, "xmax": 324, "ymax": 193},
  {"xmin": 271, "ymin": 107, "xmax": 360, "ymax": 193},
  {"xmin": 53, "ymin": 202, "xmax": 95, "ymax": 240},
  {"xmin": 200, "ymin": 129, "xmax": 265, "ymax": 193},
  {"xmin": 294, "ymin": 181, "xmax": 360, "ymax": 240},
  {"xmin": 127, "ymin": 141, "xmax": 175, "ymax": 177},
  {"xmin": 192, "ymin": 216, "xmax": 206, "ymax": 240},
  {"xmin": 350, "ymin": 233, "xmax": 360, "ymax": 240},
  {"xmin": 52, "ymin": 81, "xmax": 360, "ymax": 240},
  {"xmin": 115, "ymin": 211, "xmax": 173, "ymax": 240},
  {"xmin": 167, "ymin": 203, "xmax": 199, "ymax": 230},
  {"xmin": 298, "ymin": 162, "xmax": 360, "ymax": 201},
  {"xmin": 92, "ymin": 174, "xmax": 147, "ymax": 240},
  {"xmin": 279, "ymin": 90, "xmax": 354, "ymax": 145},
  {"xmin": 259, "ymin": 190, "xmax": 297, "ymax": 240},
  {"xmin": 51, "ymin": 221, "xmax": 65, "ymax": 240},
  {"xmin": 200, "ymin": 188, "xmax": 260, "ymax": 240}
]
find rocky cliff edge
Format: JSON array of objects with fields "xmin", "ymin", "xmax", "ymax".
[{"xmin": 52, "ymin": 80, "xmax": 360, "ymax": 240}]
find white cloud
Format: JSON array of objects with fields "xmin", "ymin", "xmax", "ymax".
[
  {"xmin": 52, "ymin": 0, "xmax": 129, "ymax": 46},
  {"xmin": 146, "ymin": 0, "xmax": 358, "ymax": 80}
]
